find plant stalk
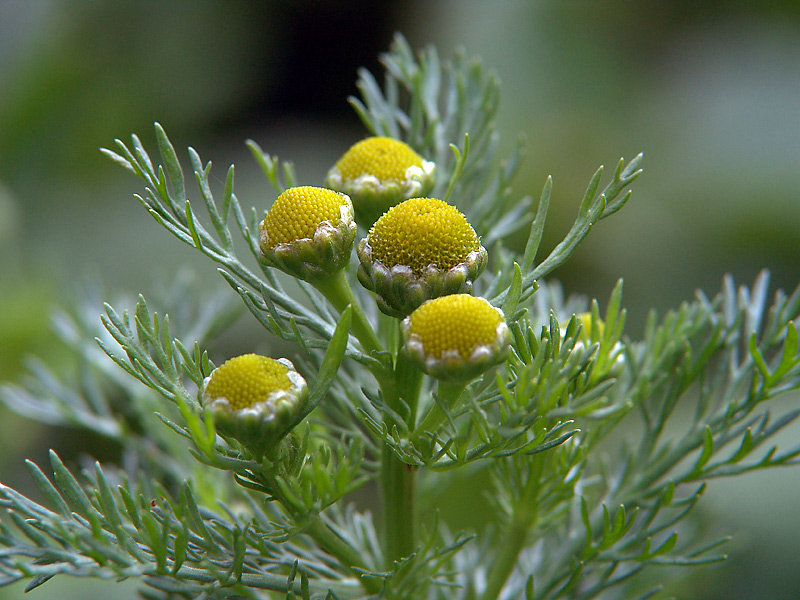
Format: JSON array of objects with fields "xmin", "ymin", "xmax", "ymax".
[
  {"xmin": 380, "ymin": 349, "xmax": 424, "ymax": 567},
  {"xmin": 306, "ymin": 519, "xmax": 382, "ymax": 594},
  {"xmin": 315, "ymin": 269, "xmax": 383, "ymax": 356},
  {"xmin": 479, "ymin": 455, "xmax": 544, "ymax": 600},
  {"xmin": 382, "ymin": 445, "xmax": 417, "ymax": 566},
  {"xmin": 413, "ymin": 380, "xmax": 467, "ymax": 441}
]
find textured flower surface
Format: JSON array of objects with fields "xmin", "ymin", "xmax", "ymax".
[
  {"xmin": 202, "ymin": 354, "xmax": 308, "ymax": 455},
  {"xmin": 258, "ymin": 186, "xmax": 355, "ymax": 281},
  {"xmin": 357, "ymin": 197, "xmax": 487, "ymax": 317},
  {"xmin": 402, "ymin": 294, "xmax": 510, "ymax": 381},
  {"xmin": 324, "ymin": 137, "xmax": 435, "ymax": 227},
  {"xmin": 261, "ymin": 186, "xmax": 348, "ymax": 248},
  {"xmin": 335, "ymin": 136, "xmax": 424, "ymax": 182},
  {"xmin": 204, "ymin": 354, "xmax": 293, "ymax": 409},
  {"xmin": 367, "ymin": 197, "xmax": 481, "ymax": 274}
]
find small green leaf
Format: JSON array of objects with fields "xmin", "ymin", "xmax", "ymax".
[
  {"xmin": 171, "ymin": 526, "xmax": 187, "ymax": 575},
  {"xmin": 692, "ymin": 426, "xmax": 714, "ymax": 475},
  {"xmin": 49, "ymin": 451, "xmax": 94, "ymax": 519},
  {"xmin": 768, "ymin": 322, "xmax": 799, "ymax": 385},
  {"xmin": 610, "ymin": 505, "xmax": 627, "ymax": 539},
  {"xmin": 184, "ymin": 201, "xmax": 203, "ymax": 250},
  {"xmin": 521, "ymin": 176, "xmax": 551, "ymax": 272},
  {"xmin": 443, "ymin": 134, "xmax": 469, "ymax": 204},
  {"xmin": 140, "ymin": 511, "xmax": 167, "ymax": 572},
  {"xmin": 580, "ymin": 496, "xmax": 592, "ymax": 551},
  {"xmin": 728, "ymin": 428, "xmax": 754, "ymax": 464},
  {"xmin": 119, "ymin": 486, "xmax": 142, "ymax": 530},
  {"xmin": 652, "ymin": 532, "xmax": 678, "ymax": 557},
  {"xmin": 25, "ymin": 460, "xmax": 70, "ymax": 517},
  {"xmin": 580, "ymin": 165, "xmax": 604, "ymax": 215},
  {"xmin": 603, "ymin": 279, "xmax": 625, "ymax": 344},
  {"xmin": 9, "ymin": 513, "xmax": 48, "ymax": 547},
  {"xmin": 154, "ymin": 122, "xmax": 186, "ymax": 205},
  {"xmin": 502, "ymin": 262, "xmax": 523, "ymax": 319},
  {"xmin": 511, "ymin": 320, "xmax": 531, "ymax": 365},
  {"xmin": 749, "ymin": 333, "xmax": 770, "ymax": 380},
  {"xmin": 297, "ymin": 306, "xmax": 351, "ymax": 423}
]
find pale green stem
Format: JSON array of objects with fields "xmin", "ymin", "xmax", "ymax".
[
  {"xmin": 315, "ymin": 271, "xmax": 425, "ymax": 568},
  {"xmin": 382, "ymin": 444, "xmax": 417, "ymax": 566},
  {"xmin": 479, "ymin": 456, "xmax": 545, "ymax": 600},
  {"xmin": 306, "ymin": 520, "xmax": 382, "ymax": 594},
  {"xmin": 314, "ymin": 269, "xmax": 383, "ymax": 356},
  {"xmin": 380, "ymin": 350, "xmax": 424, "ymax": 567},
  {"xmin": 254, "ymin": 466, "xmax": 381, "ymax": 595}
]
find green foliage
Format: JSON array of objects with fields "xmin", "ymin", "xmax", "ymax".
[{"xmin": 2, "ymin": 33, "xmax": 800, "ymax": 600}]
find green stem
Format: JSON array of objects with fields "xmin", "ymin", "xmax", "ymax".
[
  {"xmin": 393, "ymin": 350, "xmax": 424, "ymax": 427},
  {"xmin": 254, "ymin": 467, "xmax": 381, "ymax": 595},
  {"xmin": 413, "ymin": 380, "xmax": 467, "ymax": 442},
  {"xmin": 382, "ymin": 445, "xmax": 417, "ymax": 566},
  {"xmin": 314, "ymin": 269, "xmax": 383, "ymax": 356},
  {"xmin": 479, "ymin": 456, "xmax": 544, "ymax": 600},
  {"xmin": 306, "ymin": 519, "xmax": 382, "ymax": 594},
  {"xmin": 380, "ymin": 350, "xmax": 424, "ymax": 567},
  {"xmin": 480, "ymin": 517, "xmax": 531, "ymax": 600}
]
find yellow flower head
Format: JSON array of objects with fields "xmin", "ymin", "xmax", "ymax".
[
  {"xmin": 258, "ymin": 186, "xmax": 356, "ymax": 282},
  {"xmin": 204, "ymin": 354, "xmax": 293, "ymax": 410},
  {"xmin": 402, "ymin": 295, "xmax": 510, "ymax": 381},
  {"xmin": 334, "ymin": 137, "xmax": 425, "ymax": 182},
  {"xmin": 261, "ymin": 186, "xmax": 348, "ymax": 249},
  {"xmin": 368, "ymin": 197, "xmax": 481, "ymax": 275},
  {"xmin": 408, "ymin": 295, "xmax": 502, "ymax": 359},
  {"xmin": 324, "ymin": 137, "xmax": 436, "ymax": 227},
  {"xmin": 356, "ymin": 197, "xmax": 488, "ymax": 318},
  {"xmin": 202, "ymin": 354, "xmax": 308, "ymax": 457}
]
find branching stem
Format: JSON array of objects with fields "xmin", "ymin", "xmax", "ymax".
[
  {"xmin": 480, "ymin": 455, "xmax": 545, "ymax": 600},
  {"xmin": 306, "ymin": 520, "xmax": 382, "ymax": 595},
  {"xmin": 314, "ymin": 269, "xmax": 383, "ymax": 356},
  {"xmin": 413, "ymin": 380, "xmax": 467, "ymax": 441}
]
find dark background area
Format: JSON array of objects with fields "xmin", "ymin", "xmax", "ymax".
[{"xmin": 2, "ymin": 2, "xmax": 800, "ymax": 598}]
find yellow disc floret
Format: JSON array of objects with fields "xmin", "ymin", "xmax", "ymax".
[
  {"xmin": 204, "ymin": 354, "xmax": 291, "ymax": 411},
  {"xmin": 262, "ymin": 186, "xmax": 346, "ymax": 249},
  {"xmin": 409, "ymin": 295, "xmax": 503, "ymax": 359},
  {"xmin": 335, "ymin": 137, "xmax": 423, "ymax": 182},
  {"xmin": 368, "ymin": 198, "xmax": 480, "ymax": 275}
]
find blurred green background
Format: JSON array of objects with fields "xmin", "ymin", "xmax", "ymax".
[{"xmin": 2, "ymin": 1, "xmax": 800, "ymax": 598}]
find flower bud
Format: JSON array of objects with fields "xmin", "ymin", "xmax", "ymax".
[
  {"xmin": 324, "ymin": 137, "xmax": 435, "ymax": 227},
  {"xmin": 402, "ymin": 294, "xmax": 510, "ymax": 381},
  {"xmin": 201, "ymin": 354, "xmax": 308, "ymax": 456},
  {"xmin": 565, "ymin": 312, "xmax": 625, "ymax": 377},
  {"xmin": 357, "ymin": 197, "xmax": 487, "ymax": 317},
  {"xmin": 259, "ymin": 186, "xmax": 356, "ymax": 282},
  {"xmin": 575, "ymin": 312, "xmax": 597, "ymax": 345}
]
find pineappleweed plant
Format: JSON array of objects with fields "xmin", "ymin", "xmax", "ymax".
[{"xmin": 3, "ymin": 34, "xmax": 800, "ymax": 600}]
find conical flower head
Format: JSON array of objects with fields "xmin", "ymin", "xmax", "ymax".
[
  {"xmin": 202, "ymin": 354, "xmax": 308, "ymax": 456},
  {"xmin": 402, "ymin": 294, "xmax": 510, "ymax": 381},
  {"xmin": 357, "ymin": 197, "xmax": 488, "ymax": 317},
  {"xmin": 324, "ymin": 137, "xmax": 435, "ymax": 227},
  {"xmin": 259, "ymin": 186, "xmax": 355, "ymax": 282}
]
